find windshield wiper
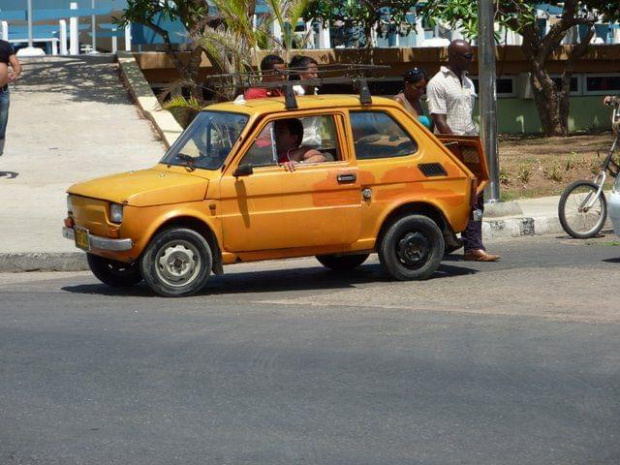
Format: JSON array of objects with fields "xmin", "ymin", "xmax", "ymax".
[{"xmin": 175, "ymin": 153, "xmax": 196, "ymax": 172}]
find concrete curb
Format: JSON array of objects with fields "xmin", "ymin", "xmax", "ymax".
[
  {"xmin": 116, "ymin": 51, "xmax": 183, "ymax": 149},
  {"xmin": 483, "ymin": 215, "xmax": 564, "ymax": 240},
  {"xmin": 0, "ymin": 253, "xmax": 88, "ymax": 273}
]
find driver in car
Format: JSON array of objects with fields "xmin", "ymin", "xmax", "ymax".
[{"xmin": 274, "ymin": 118, "xmax": 326, "ymax": 172}]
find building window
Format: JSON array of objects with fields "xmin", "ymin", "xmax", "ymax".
[
  {"xmin": 585, "ymin": 74, "xmax": 620, "ymax": 95},
  {"xmin": 471, "ymin": 77, "xmax": 517, "ymax": 98}
]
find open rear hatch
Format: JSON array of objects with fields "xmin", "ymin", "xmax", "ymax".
[{"xmin": 437, "ymin": 135, "xmax": 489, "ymax": 195}]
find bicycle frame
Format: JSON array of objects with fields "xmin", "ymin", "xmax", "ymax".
[{"xmin": 581, "ymin": 104, "xmax": 620, "ymax": 212}]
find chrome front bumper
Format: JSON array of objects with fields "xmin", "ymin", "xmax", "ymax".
[{"xmin": 62, "ymin": 227, "xmax": 133, "ymax": 251}]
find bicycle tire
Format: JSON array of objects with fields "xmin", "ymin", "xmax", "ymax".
[{"xmin": 558, "ymin": 180, "xmax": 607, "ymax": 239}]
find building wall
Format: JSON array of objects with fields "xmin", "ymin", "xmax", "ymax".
[{"xmin": 475, "ymin": 98, "xmax": 611, "ymax": 133}]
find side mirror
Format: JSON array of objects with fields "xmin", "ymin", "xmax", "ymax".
[{"xmin": 233, "ymin": 164, "xmax": 254, "ymax": 177}]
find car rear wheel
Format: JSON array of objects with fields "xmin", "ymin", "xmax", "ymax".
[
  {"xmin": 87, "ymin": 254, "xmax": 142, "ymax": 287},
  {"xmin": 378, "ymin": 215, "xmax": 444, "ymax": 281},
  {"xmin": 140, "ymin": 227, "xmax": 212, "ymax": 297},
  {"xmin": 316, "ymin": 253, "xmax": 370, "ymax": 271}
]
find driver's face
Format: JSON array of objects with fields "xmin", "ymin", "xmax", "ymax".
[{"xmin": 275, "ymin": 123, "xmax": 298, "ymax": 154}]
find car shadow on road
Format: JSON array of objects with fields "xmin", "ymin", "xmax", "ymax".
[{"xmin": 61, "ymin": 261, "xmax": 478, "ymax": 297}]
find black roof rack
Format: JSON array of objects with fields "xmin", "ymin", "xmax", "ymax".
[{"xmin": 202, "ymin": 64, "xmax": 390, "ymax": 110}]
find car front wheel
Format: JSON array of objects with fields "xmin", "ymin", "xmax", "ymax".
[
  {"xmin": 87, "ymin": 254, "xmax": 142, "ymax": 287},
  {"xmin": 378, "ymin": 215, "xmax": 444, "ymax": 281},
  {"xmin": 140, "ymin": 227, "xmax": 212, "ymax": 297}
]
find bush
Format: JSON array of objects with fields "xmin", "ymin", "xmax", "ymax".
[{"xmin": 517, "ymin": 165, "xmax": 532, "ymax": 185}]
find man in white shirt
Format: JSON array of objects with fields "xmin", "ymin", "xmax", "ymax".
[{"xmin": 427, "ymin": 40, "xmax": 500, "ymax": 262}]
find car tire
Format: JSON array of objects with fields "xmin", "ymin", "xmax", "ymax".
[
  {"xmin": 87, "ymin": 254, "xmax": 142, "ymax": 287},
  {"xmin": 316, "ymin": 253, "xmax": 370, "ymax": 271},
  {"xmin": 378, "ymin": 215, "xmax": 444, "ymax": 281},
  {"xmin": 140, "ymin": 227, "xmax": 212, "ymax": 297}
]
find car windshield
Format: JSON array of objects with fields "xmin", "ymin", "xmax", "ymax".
[{"xmin": 161, "ymin": 111, "xmax": 249, "ymax": 170}]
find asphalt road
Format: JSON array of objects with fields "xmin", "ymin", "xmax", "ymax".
[{"xmin": 1, "ymin": 235, "xmax": 620, "ymax": 465}]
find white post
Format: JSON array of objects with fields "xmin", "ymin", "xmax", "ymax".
[
  {"xmin": 318, "ymin": 21, "xmax": 330, "ymax": 49},
  {"xmin": 51, "ymin": 40, "xmax": 58, "ymax": 55},
  {"xmin": 1, "ymin": 21, "xmax": 8, "ymax": 41},
  {"xmin": 272, "ymin": 20, "xmax": 282, "ymax": 47},
  {"xmin": 70, "ymin": 2, "xmax": 79, "ymax": 55},
  {"xmin": 124, "ymin": 22, "xmax": 131, "ymax": 51},
  {"xmin": 59, "ymin": 20, "xmax": 68, "ymax": 55},
  {"xmin": 27, "ymin": 0, "xmax": 34, "ymax": 48},
  {"xmin": 414, "ymin": 15, "xmax": 425, "ymax": 47},
  {"xmin": 91, "ymin": 0, "xmax": 97, "ymax": 53},
  {"xmin": 305, "ymin": 20, "xmax": 314, "ymax": 48},
  {"xmin": 112, "ymin": 28, "xmax": 118, "ymax": 53}
]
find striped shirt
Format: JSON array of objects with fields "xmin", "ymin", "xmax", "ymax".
[{"xmin": 427, "ymin": 66, "xmax": 478, "ymax": 136}]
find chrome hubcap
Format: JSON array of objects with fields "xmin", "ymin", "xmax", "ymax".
[{"xmin": 155, "ymin": 242, "xmax": 200, "ymax": 287}]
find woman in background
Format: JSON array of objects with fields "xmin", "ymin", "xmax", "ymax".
[{"xmin": 393, "ymin": 67, "xmax": 433, "ymax": 131}]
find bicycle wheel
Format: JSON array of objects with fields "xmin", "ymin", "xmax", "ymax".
[{"xmin": 558, "ymin": 180, "xmax": 607, "ymax": 239}]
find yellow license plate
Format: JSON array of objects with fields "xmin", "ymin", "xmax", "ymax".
[{"xmin": 74, "ymin": 227, "xmax": 90, "ymax": 250}]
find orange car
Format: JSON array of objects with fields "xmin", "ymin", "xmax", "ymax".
[{"xmin": 63, "ymin": 95, "xmax": 488, "ymax": 296}]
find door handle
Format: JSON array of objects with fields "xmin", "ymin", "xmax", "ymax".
[{"xmin": 337, "ymin": 173, "xmax": 357, "ymax": 184}]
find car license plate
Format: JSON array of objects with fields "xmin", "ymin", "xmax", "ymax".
[{"xmin": 74, "ymin": 227, "xmax": 90, "ymax": 251}]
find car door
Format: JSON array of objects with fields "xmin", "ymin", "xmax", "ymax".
[{"xmin": 219, "ymin": 113, "xmax": 362, "ymax": 253}]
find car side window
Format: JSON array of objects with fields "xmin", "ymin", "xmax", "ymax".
[
  {"xmin": 241, "ymin": 115, "xmax": 341, "ymax": 167},
  {"xmin": 350, "ymin": 111, "xmax": 418, "ymax": 160},
  {"xmin": 243, "ymin": 123, "xmax": 276, "ymax": 167}
]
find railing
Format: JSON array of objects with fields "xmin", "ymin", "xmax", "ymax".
[{"xmin": 0, "ymin": 3, "xmax": 131, "ymax": 55}]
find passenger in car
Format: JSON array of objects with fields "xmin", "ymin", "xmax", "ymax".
[
  {"xmin": 274, "ymin": 118, "xmax": 326, "ymax": 172},
  {"xmin": 289, "ymin": 55, "xmax": 319, "ymax": 96},
  {"xmin": 243, "ymin": 54, "xmax": 286, "ymax": 100},
  {"xmin": 289, "ymin": 55, "xmax": 322, "ymax": 146}
]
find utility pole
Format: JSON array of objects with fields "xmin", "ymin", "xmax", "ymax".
[
  {"xmin": 27, "ymin": 0, "xmax": 34, "ymax": 49},
  {"xmin": 477, "ymin": 0, "xmax": 500, "ymax": 202}
]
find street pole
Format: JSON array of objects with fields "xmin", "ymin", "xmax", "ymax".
[
  {"xmin": 27, "ymin": 0, "xmax": 34, "ymax": 48},
  {"xmin": 477, "ymin": 0, "xmax": 500, "ymax": 202},
  {"xmin": 91, "ymin": 0, "xmax": 97, "ymax": 53}
]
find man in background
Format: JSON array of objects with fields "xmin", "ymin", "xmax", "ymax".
[
  {"xmin": 243, "ymin": 54, "xmax": 285, "ymax": 100},
  {"xmin": 0, "ymin": 39, "xmax": 21, "ymax": 157},
  {"xmin": 427, "ymin": 39, "xmax": 500, "ymax": 262}
]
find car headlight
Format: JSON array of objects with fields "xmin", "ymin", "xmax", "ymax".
[
  {"xmin": 109, "ymin": 203, "xmax": 124, "ymax": 223},
  {"xmin": 66, "ymin": 195, "xmax": 73, "ymax": 215}
]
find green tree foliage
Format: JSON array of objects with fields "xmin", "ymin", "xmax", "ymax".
[
  {"xmin": 119, "ymin": 0, "xmax": 312, "ymax": 103},
  {"xmin": 199, "ymin": 0, "xmax": 311, "ymax": 100},
  {"xmin": 304, "ymin": 0, "xmax": 419, "ymax": 49},
  {"xmin": 117, "ymin": 0, "xmax": 212, "ymax": 99},
  {"xmin": 421, "ymin": 0, "xmax": 620, "ymax": 136}
]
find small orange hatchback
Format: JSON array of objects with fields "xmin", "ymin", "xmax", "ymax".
[{"xmin": 63, "ymin": 95, "xmax": 488, "ymax": 296}]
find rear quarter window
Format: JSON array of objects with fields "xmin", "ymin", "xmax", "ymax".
[{"xmin": 350, "ymin": 111, "xmax": 418, "ymax": 160}]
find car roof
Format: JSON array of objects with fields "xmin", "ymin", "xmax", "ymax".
[{"xmin": 204, "ymin": 95, "xmax": 401, "ymax": 116}]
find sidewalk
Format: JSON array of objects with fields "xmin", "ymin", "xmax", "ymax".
[
  {"xmin": 0, "ymin": 55, "xmax": 582, "ymax": 273},
  {"xmin": 0, "ymin": 55, "xmax": 166, "ymax": 272}
]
